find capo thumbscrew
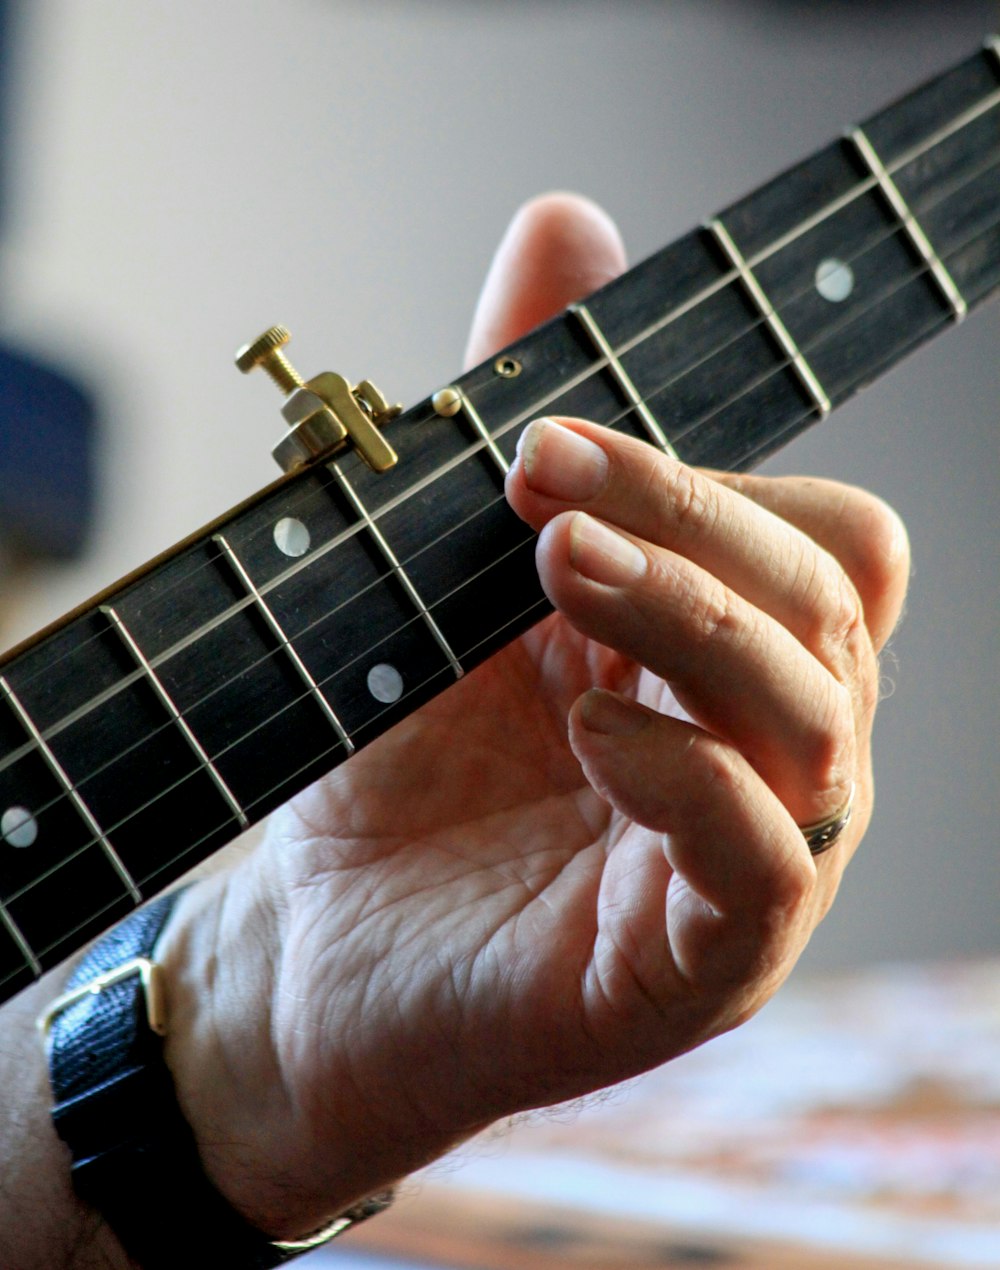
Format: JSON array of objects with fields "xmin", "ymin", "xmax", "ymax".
[{"xmin": 235, "ymin": 325, "xmax": 304, "ymax": 395}]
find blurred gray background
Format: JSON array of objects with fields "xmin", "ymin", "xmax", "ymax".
[{"xmin": 0, "ymin": 0, "xmax": 995, "ymax": 972}]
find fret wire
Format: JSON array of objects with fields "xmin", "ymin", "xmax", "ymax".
[
  {"xmin": 101, "ymin": 605, "xmax": 250, "ymax": 826},
  {"xmin": 7, "ymin": 92, "xmax": 999, "ymax": 720},
  {"xmin": 9, "ymin": 199, "xmax": 977, "ymax": 856},
  {"xmin": 1, "ymin": 63, "xmax": 996, "ymax": 954},
  {"xmin": 2, "ymin": 184, "xmax": 996, "ymax": 811},
  {"xmin": 706, "ymin": 218, "xmax": 832, "ymax": 419},
  {"xmin": 569, "ymin": 304, "xmax": 678, "ymax": 456},
  {"xmin": 0, "ymin": 228, "xmax": 977, "ymax": 918},
  {"xmin": 848, "ymin": 127, "xmax": 968, "ymax": 321},
  {"xmin": 451, "ymin": 388, "xmax": 510, "ymax": 474},
  {"xmin": 212, "ymin": 534, "xmax": 356, "ymax": 755},
  {"xmin": 0, "ymin": 195, "xmax": 994, "ymax": 816},
  {"xmin": 0, "ymin": 901, "xmax": 40, "ymax": 977},
  {"xmin": 0, "ymin": 676, "xmax": 142, "ymax": 903},
  {"xmin": 328, "ymin": 462, "xmax": 465, "ymax": 680},
  {"xmin": 1, "ymin": 589, "xmax": 560, "ymax": 944},
  {"xmin": 2, "ymin": 93, "xmax": 998, "ymax": 789},
  {"xmin": 5, "ymin": 581, "xmax": 559, "ymax": 920},
  {"xmin": 752, "ymin": 81, "xmax": 1000, "ymax": 276},
  {"xmin": 616, "ymin": 92, "xmax": 1000, "ymax": 362}
]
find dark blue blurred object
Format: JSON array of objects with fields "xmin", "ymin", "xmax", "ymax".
[
  {"xmin": 0, "ymin": 0, "xmax": 97, "ymax": 560},
  {"xmin": 0, "ymin": 346, "xmax": 95, "ymax": 558}
]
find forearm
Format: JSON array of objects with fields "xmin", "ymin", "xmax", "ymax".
[{"xmin": 0, "ymin": 972, "xmax": 131, "ymax": 1270}]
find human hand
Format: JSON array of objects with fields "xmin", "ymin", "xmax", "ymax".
[{"xmin": 159, "ymin": 194, "xmax": 910, "ymax": 1241}]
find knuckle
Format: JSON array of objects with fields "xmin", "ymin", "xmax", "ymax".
[
  {"xmin": 806, "ymin": 559, "xmax": 873, "ymax": 684},
  {"xmin": 773, "ymin": 850, "xmax": 816, "ymax": 916},
  {"xmin": 665, "ymin": 462, "xmax": 717, "ymax": 537},
  {"xmin": 825, "ymin": 566, "xmax": 867, "ymax": 656},
  {"xmin": 687, "ymin": 732, "xmax": 744, "ymax": 808},
  {"xmin": 805, "ymin": 679, "xmax": 857, "ymax": 794},
  {"xmin": 687, "ymin": 576, "xmax": 742, "ymax": 648}
]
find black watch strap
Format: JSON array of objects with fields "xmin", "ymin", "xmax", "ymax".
[{"xmin": 42, "ymin": 889, "xmax": 390, "ymax": 1268}]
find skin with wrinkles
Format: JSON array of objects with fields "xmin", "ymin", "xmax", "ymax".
[{"xmin": 0, "ymin": 193, "xmax": 910, "ymax": 1263}]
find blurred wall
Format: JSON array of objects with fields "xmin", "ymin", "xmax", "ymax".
[{"xmin": 0, "ymin": 0, "xmax": 996, "ymax": 970}]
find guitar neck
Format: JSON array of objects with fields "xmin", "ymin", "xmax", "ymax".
[{"xmin": 1, "ymin": 41, "xmax": 998, "ymax": 1005}]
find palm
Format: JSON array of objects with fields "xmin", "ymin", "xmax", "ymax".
[{"xmin": 267, "ymin": 614, "xmax": 704, "ymax": 1139}]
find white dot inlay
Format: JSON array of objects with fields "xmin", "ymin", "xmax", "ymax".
[
  {"xmin": 815, "ymin": 258, "xmax": 855, "ymax": 303},
  {"xmin": 367, "ymin": 663, "xmax": 404, "ymax": 704},
  {"xmin": 273, "ymin": 517, "xmax": 311, "ymax": 558},
  {"xmin": 2, "ymin": 805, "xmax": 38, "ymax": 848}
]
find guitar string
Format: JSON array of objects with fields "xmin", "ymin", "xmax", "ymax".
[
  {"xmin": 2, "ymin": 131, "xmax": 996, "ymax": 790},
  {"xmin": 0, "ymin": 182, "xmax": 990, "ymax": 844},
  {"xmin": 0, "ymin": 593, "xmax": 560, "ymax": 979},
  {"xmin": 3, "ymin": 88, "xmax": 996, "ymax": 720},
  {"xmin": 0, "ymin": 209, "xmax": 985, "ymax": 947},
  {"xmin": 0, "ymin": 171, "xmax": 996, "ymax": 911},
  {"xmin": 4, "ymin": 117, "xmax": 996, "ymax": 759},
  {"xmin": 102, "ymin": 115, "xmax": 1000, "ymax": 631},
  {"xmin": 1, "ymin": 237, "xmax": 970, "ymax": 967},
  {"xmin": 0, "ymin": 265, "xmax": 991, "ymax": 980},
  {"xmin": 1, "ymin": 114, "xmax": 998, "ymax": 952},
  {"xmin": 1, "ymin": 139, "xmax": 996, "ymax": 909}
]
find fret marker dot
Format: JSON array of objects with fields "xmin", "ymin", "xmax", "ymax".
[
  {"xmin": 815, "ymin": 258, "xmax": 854, "ymax": 303},
  {"xmin": 2, "ymin": 806, "xmax": 38, "ymax": 848},
  {"xmin": 367, "ymin": 663, "xmax": 404, "ymax": 704},
  {"xmin": 273, "ymin": 517, "xmax": 311, "ymax": 558}
]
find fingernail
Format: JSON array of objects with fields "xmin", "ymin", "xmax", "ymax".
[
  {"xmin": 570, "ymin": 512, "xmax": 646, "ymax": 586},
  {"xmin": 579, "ymin": 689, "xmax": 649, "ymax": 736},
  {"xmin": 521, "ymin": 419, "xmax": 609, "ymax": 502}
]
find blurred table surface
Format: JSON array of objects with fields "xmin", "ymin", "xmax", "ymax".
[{"xmin": 312, "ymin": 960, "xmax": 1000, "ymax": 1270}]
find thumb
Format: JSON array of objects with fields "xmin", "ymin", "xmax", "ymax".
[{"xmin": 464, "ymin": 193, "xmax": 627, "ymax": 369}]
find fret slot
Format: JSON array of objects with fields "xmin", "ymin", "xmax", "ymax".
[
  {"xmin": 101, "ymin": 606, "xmax": 250, "ymax": 827},
  {"xmin": 0, "ymin": 734, "xmax": 104, "ymax": 905},
  {"xmin": 105, "ymin": 530, "xmax": 356, "ymax": 823},
  {"xmin": 402, "ymin": 488, "xmax": 535, "ymax": 612},
  {"xmin": 9, "ymin": 611, "xmax": 250, "ymax": 892},
  {"xmin": 848, "ymin": 127, "xmax": 968, "ymax": 322},
  {"xmin": 706, "ymin": 218, "xmax": 831, "ymax": 421},
  {"xmin": 667, "ymin": 364, "xmax": 822, "ymax": 472},
  {"xmin": 329, "ymin": 464, "xmax": 464, "ymax": 681},
  {"xmin": 0, "ymin": 677, "xmax": 141, "ymax": 903},
  {"xmin": 432, "ymin": 534, "xmax": 545, "ymax": 665},
  {"xmin": 212, "ymin": 536, "xmax": 355, "ymax": 756},
  {"xmin": 794, "ymin": 264, "xmax": 949, "ymax": 416},
  {"xmin": 569, "ymin": 304, "xmax": 678, "ymax": 457},
  {"xmin": 444, "ymin": 388, "xmax": 510, "ymax": 476},
  {"xmin": 7, "ymin": 850, "xmax": 135, "ymax": 974}
]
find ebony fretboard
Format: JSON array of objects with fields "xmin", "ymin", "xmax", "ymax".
[{"xmin": 1, "ymin": 41, "xmax": 998, "ymax": 1004}]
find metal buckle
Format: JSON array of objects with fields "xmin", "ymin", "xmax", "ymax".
[{"xmin": 36, "ymin": 957, "xmax": 167, "ymax": 1042}]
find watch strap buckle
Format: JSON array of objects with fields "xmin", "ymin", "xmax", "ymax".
[{"xmin": 37, "ymin": 956, "xmax": 167, "ymax": 1042}]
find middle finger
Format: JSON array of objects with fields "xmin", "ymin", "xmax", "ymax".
[{"xmin": 507, "ymin": 416, "xmax": 871, "ymax": 692}]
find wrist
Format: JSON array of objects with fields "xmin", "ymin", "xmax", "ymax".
[
  {"xmin": 154, "ymin": 861, "xmax": 405, "ymax": 1241},
  {"xmin": 0, "ymin": 971, "xmax": 132, "ymax": 1269}
]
